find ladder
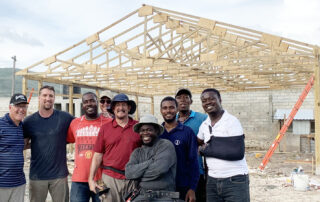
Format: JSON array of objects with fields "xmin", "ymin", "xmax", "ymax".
[{"xmin": 259, "ymin": 75, "xmax": 315, "ymax": 170}]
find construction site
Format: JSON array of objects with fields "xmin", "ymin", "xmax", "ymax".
[{"xmin": 7, "ymin": 4, "xmax": 320, "ymax": 201}]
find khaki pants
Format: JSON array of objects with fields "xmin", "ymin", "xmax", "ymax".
[
  {"xmin": 29, "ymin": 177, "xmax": 69, "ymax": 202},
  {"xmin": 0, "ymin": 184, "xmax": 25, "ymax": 202},
  {"xmin": 101, "ymin": 173, "xmax": 136, "ymax": 202}
]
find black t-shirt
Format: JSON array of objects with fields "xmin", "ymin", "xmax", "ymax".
[{"xmin": 23, "ymin": 110, "xmax": 74, "ymax": 180}]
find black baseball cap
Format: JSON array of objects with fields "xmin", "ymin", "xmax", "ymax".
[
  {"xmin": 10, "ymin": 93, "xmax": 29, "ymax": 105},
  {"xmin": 175, "ymin": 88, "xmax": 192, "ymax": 98}
]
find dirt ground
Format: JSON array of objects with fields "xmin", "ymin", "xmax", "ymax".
[
  {"xmin": 246, "ymin": 151, "xmax": 320, "ymax": 202},
  {"xmin": 23, "ymin": 150, "xmax": 320, "ymax": 202}
]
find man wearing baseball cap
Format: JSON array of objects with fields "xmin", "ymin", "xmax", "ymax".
[
  {"xmin": 0, "ymin": 93, "xmax": 29, "ymax": 202},
  {"xmin": 89, "ymin": 93, "xmax": 142, "ymax": 202},
  {"xmin": 175, "ymin": 88, "xmax": 207, "ymax": 202},
  {"xmin": 99, "ymin": 91, "xmax": 113, "ymax": 118},
  {"xmin": 125, "ymin": 114, "xmax": 179, "ymax": 201}
]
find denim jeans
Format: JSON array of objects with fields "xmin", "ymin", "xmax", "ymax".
[
  {"xmin": 70, "ymin": 182, "xmax": 100, "ymax": 202},
  {"xmin": 206, "ymin": 174, "xmax": 250, "ymax": 202}
]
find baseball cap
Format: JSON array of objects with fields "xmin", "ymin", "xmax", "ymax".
[
  {"xmin": 100, "ymin": 91, "xmax": 113, "ymax": 99},
  {"xmin": 175, "ymin": 88, "xmax": 192, "ymax": 98},
  {"xmin": 10, "ymin": 93, "xmax": 29, "ymax": 105}
]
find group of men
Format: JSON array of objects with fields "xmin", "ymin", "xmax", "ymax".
[{"xmin": 0, "ymin": 85, "xmax": 250, "ymax": 202}]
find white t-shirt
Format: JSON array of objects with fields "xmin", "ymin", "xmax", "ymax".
[{"xmin": 197, "ymin": 110, "xmax": 248, "ymax": 178}]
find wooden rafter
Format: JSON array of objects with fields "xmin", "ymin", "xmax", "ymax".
[{"xmin": 17, "ymin": 4, "xmax": 318, "ymax": 96}]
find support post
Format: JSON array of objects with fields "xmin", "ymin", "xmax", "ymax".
[
  {"xmin": 38, "ymin": 81, "xmax": 42, "ymax": 110},
  {"xmin": 135, "ymin": 95, "xmax": 139, "ymax": 120},
  {"xmin": 314, "ymin": 47, "xmax": 320, "ymax": 175},
  {"xmin": 22, "ymin": 77, "xmax": 27, "ymax": 95},
  {"xmin": 69, "ymin": 85, "xmax": 74, "ymax": 115},
  {"xmin": 96, "ymin": 89, "xmax": 100, "ymax": 99},
  {"xmin": 151, "ymin": 96, "xmax": 154, "ymax": 115}
]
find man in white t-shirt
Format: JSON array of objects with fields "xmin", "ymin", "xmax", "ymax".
[{"xmin": 197, "ymin": 88, "xmax": 250, "ymax": 202}]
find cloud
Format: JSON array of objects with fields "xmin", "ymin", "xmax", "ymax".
[
  {"xmin": 0, "ymin": 0, "xmax": 319, "ymax": 69},
  {"xmin": 0, "ymin": 28, "xmax": 43, "ymax": 46}
]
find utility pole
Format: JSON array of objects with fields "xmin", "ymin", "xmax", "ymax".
[{"xmin": 11, "ymin": 56, "xmax": 16, "ymax": 96}]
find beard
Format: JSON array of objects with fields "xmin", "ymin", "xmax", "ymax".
[{"xmin": 164, "ymin": 116, "xmax": 176, "ymax": 123}]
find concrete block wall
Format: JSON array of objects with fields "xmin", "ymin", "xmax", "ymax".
[
  {"xmin": 150, "ymin": 87, "xmax": 315, "ymax": 150},
  {"xmin": 0, "ymin": 86, "xmax": 314, "ymax": 150}
]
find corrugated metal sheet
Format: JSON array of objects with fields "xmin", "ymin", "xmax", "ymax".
[{"xmin": 274, "ymin": 109, "xmax": 314, "ymax": 120}]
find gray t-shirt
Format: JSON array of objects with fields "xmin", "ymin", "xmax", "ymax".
[
  {"xmin": 23, "ymin": 110, "xmax": 74, "ymax": 180},
  {"xmin": 125, "ymin": 138, "xmax": 177, "ymax": 191}
]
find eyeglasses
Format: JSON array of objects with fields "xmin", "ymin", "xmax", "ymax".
[
  {"xmin": 11, "ymin": 104, "xmax": 28, "ymax": 110},
  {"xmin": 100, "ymin": 99, "xmax": 111, "ymax": 104}
]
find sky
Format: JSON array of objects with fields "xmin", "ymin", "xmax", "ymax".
[{"xmin": 0, "ymin": 0, "xmax": 319, "ymax": 69}]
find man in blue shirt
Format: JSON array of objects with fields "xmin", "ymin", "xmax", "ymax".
[
  {"xmin": 175, "ymin": 88, "xmax": 207, "ymax": 202},
  {"xmin": 160, "ymin": 96, "xmax": 199, "ymax": 202},
  {"xmin": 0, "ymin": 93, "xmax": 29, "ymax": 202}
]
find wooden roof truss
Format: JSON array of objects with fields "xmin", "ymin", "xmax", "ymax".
[{"xmin": 17, "ymin": 5, "xmax": 319, "ymax": 96}]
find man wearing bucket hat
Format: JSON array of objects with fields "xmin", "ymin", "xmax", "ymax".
[
  {"xmin": 125, "ymin": 114, "xmax": 179, "ymax": 201},
  {"xmin": 0, "ymin": 93, "xmax": 28, "ymax": 202},
  {"xmin": 89, "ymin": 93, "xmax": 142, "ymax": 202}
]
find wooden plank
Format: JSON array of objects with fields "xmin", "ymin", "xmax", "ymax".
[
  {"xmin": 198, "ymin": 18, "xmax": 216, "ymax": 30},
  {"xmin": 200, "ymin": 53, "xmax": 218, "ymax": 62},
  {"xmin": 84, "ymin": 64, "xmax": 99, "ymax": 71},
  {"xmin": 69, "ymin": 85, "xmax": 73, "ymax": 115},
  {"xmin": 165, "ymin": 19, "xmax": 180, "ymax": 29},
  {"xmin": 44, "ymin": 56, "xmax": 57, "ymax": 66},
  {"xmin": 134, "ymin": 58, "xmax": 154, "ymax": 66},
  {"xmin": 22, "ymin": 77, "xmax": 27, "ymax": 95},
  {"xmin": 86, "ymin": 33, "xmax": 99, "ymax": 45},
  {"xmin": 176, "ymin": 25, "xmax": 190, "ymax": 34},
  {"xmin": 213, "ymin": 26, "xmax": 227, "ymax": 37},
  {"xmin": 153, "ymin": 13, "xmax": 168, "ymax": 23},
  {"xmin": 118, "ymin": 42, "xmax": 128, "ymax": 50},
  {"xmin": 138, "ymin": 5, "xmax": 153, "ymax": 16},
  {"xmin": 38, "ymin": 81, "xmax": 42, "ymax": 110}
]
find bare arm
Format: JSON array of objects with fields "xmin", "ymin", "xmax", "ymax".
[
  {"xmin": 24, "ymin": 138, "xmax": 30, "ymax": 150},
  {"xmin": 197, "ymin": 137, "xmax": 204, "ymax": 146},
  {"xmin": 88, "ymin": 152, "xmax": 103, "ymax": 193}
]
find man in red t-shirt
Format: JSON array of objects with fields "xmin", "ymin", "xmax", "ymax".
[
  {"xmin": 89, "ymin": 93, "xmax": 141, "ymax": 202},
  {"xmin": 67, "ymin": 92, "xmax": 112, "ymax": 202}
]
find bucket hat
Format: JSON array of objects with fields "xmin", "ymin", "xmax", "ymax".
[
  {"xmin": 107, "ymin": 93, "xmax": 136, "ymax": 114},
  {"xmin": 133, "ymin": 114, "xmax": 164, "ymax": 135}
]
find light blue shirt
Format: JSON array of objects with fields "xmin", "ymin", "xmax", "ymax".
[{"xmin": 177, "ymin": 110, "xmax": 207, "ymax": 174}]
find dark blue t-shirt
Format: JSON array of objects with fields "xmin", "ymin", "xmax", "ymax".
[
  {"xmin": 160, "ymin": 122, "xmax": 199, "ymax": 191},
  {"xmin": 23, "ymin": 110, "xmax": 74, "ymax": 180}
]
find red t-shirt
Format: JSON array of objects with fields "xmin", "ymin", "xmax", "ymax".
[
  {"xmin": 93, "ymin": 118, "xmax": 141, "ymax": 179},
  {"xmin": 67, "ymin": 115, "xmax": 112, "ymax": 182}
]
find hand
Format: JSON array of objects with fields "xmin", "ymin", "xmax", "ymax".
[
  {"xmin": 198, "ymin": 143, "xmax": 207, "ymax": 155},
  {"xmin": 88, "ymin": 179, "xmax": 102, "ymax": 194},
  {"xmin": 185, "ymin": 189, "xmax": 196, "ymax": 202}
]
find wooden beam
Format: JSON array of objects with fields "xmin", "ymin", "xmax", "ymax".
[
  {"xmin": 22, "ymin": 77, "xmax": 27, "ymax": 95},
  {"xmin": 69, "ymin": 85, "xmax": 74, "ymax": 115},
  {"xmin": 135, "ymin": 95, "xmax": 139, "ymax": 120},
  {"xmin": 38, "ymin": 81, "xmax": 42, "ymax": 110},
  {"xmin": 151, "ymin": 96, "xmax": 154, "ymax": 115}
]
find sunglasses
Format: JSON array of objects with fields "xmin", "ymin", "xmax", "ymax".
[{"xmin": 100, "ymin": 99, "xmax": 111, "ymax": 104}]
